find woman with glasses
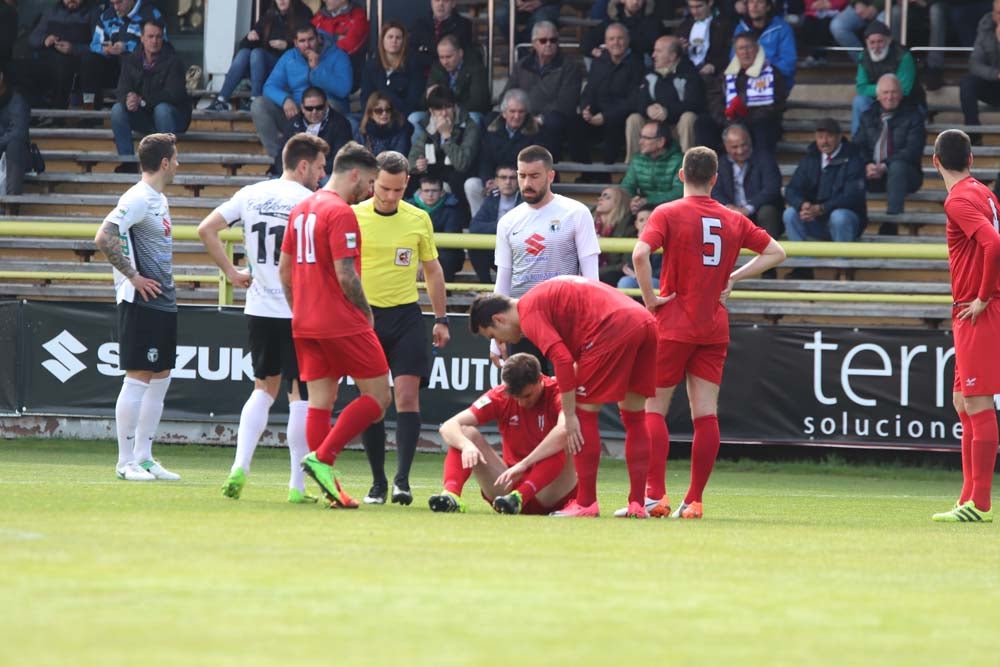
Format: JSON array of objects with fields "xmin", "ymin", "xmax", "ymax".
[
  {"xmin": 591, "ymin": 185, "xmax": 636, "ymax": 284},
  {"xmin": 354, "ymin": 91, "xmax": 412, "ymax": 156},
  {"xmin": 359, "ymin": 21, "xmax": 424, "ymax": 118}
]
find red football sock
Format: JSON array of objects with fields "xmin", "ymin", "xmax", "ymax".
[
  {"xmin": 684, "ymin": 414, "xmax": 720, "ymax": 505},
  {"xmin": 516, "ymin": 453, "xmax": 565, "ymax": 505},
  {"xmin": 316, "ymin": 395, "xmax": 383, "ymax": 465},
  {"xmin": 621, "ymin": 409, "xmax": 651, "ymax": 504},
  {"xmin": 306, "ymin": 407, "xmax": 332, "ymax": 453},
  {"xmin": 969, "ymin": 409, "xmax": 998, "ymax": 512},
  {"xmin": 573, "ymin": 409, "xmax": 602, "ymax": 507},
  {"xmin": 958, "ymin": 411, "xmax": 973, "ymax": 504},
  {"xmin": 442, "ymin": 447, "xmax": 471, "ymax": 495},
  {"xmin": 645, "ymin": 411, "xmax": 669, "ymax": 500}
]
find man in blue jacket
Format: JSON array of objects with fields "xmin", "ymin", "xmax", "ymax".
[
  {"xmin": 251, "ymin": 24, "xmax": 352, "ymax": 160},
  {"xmin": 733, "ymin": 0, "xmax": 796, "ymax": 90}
]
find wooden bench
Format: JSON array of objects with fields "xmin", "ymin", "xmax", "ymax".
[
  {"xmin": 0, "ymin": 193, "xmax": 228, "ymax": 216},
  {"xmin": 24, "ymin": 171, "xmax": 264, "ymax": 197},
  {"xmin": 37, "ymin": 150, "xmax": 273, "ymax": 175}
]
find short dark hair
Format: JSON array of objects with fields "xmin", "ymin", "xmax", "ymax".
[
  {"xmin": 137, "ymin": 133, "xmax": 176, "ymax": 173},
  {"xmin": 681, "ymin": 146, "xmax": 718, "ymax": 187},
  {"xmin": 142, "ymin": 18, "xmax": 165, "ymax": 34},
  {"xmin": 734, "ymin": 32, "xmax": 757, "ymax": 46},
  {"xmin": 332, "ymin": 141, "xmax": 378, "ymax": 174},
  {"xmin": 517, "ymin": 145, "xmax": 553, "ymax": 171},
  {"xmin": 282, "ymin": 132, "xmax": 330, "ymax": 172},
  {"xmin": 301, "ymin": 86, "xmax": 327, "ymax": 103},
  {"xmin": 502, "ymin": 353, "xmax": 542, "ymax": 397},
  {"xmin": 426, "ymin": 85, "xmax": 457, "ymax": 110},
  {"xmin": 375, "ymin": 150, "xmax": 410, "ymax": 175},
  {"xmin": 418, "ymin": 174, "xmax": 443, "ymax": 189},
  {"xmin": 637, "ymin": 202, "xmax": 657, "ymax": 215},
  {"xmin": 934, "ymin": 129, "xmax": 972, "ymax": 172},
  {"xmin": 495, "ymin": 163, "xmax": 517, "ymax": 175},
  {"xmin": 295, "ymin": 23, "xmax": 317, "ymax": 38},
  {"xmin": 468, "ymin": 293, "xmax": 514, "ymax": 334}
]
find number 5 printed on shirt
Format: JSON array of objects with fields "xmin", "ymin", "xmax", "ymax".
[{"xmin": 702, "ymin": 217, "xmax": 722, "ymax": 266}]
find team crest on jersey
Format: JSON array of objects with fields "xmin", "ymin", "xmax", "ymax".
[
  {"xmin": 508, "ymin": 415, "xmax": 520, "ymax": 427},
  {"xmin": 395, "ymin": 248, "xmax": 413, "ymax": 266},
  {"xmin": 147, "ymin": 348, "xmax": 159, "ymax": 363},
  {"xmin": 549, "ymin": 219, "xmax": 560, "ymax": 231},
  {"xmin": 576, "ymin": 385, "xmax": 587, "ymax": 397},
  {"xmin": 473, "ymin": 395, "xmax": 492, "ymax": 409},
  {"xmin": 345, "ymin": 232, "xmax": 357, "ymax": 249},
  {"xmin": 966, "ymin": 377, "xmax": 977, "ymax": 387}
]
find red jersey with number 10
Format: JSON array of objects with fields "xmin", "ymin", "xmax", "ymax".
[
  {"xmin": 945, "ymin": 176, "xmax": 1000, "ymax": 304},
  {"xmin": 640, "ymin": 195, "xmax": 772, "ymax": 344},
  {"xmin": 280, "ymin": 190, "xmax": 371, "ymax": 339}
]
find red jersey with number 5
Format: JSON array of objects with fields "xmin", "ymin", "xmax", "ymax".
[
  {"xmin": 640, "ymin": 195, "xmax": 772, "ymax": 344},
  {"xmin": 945, "ymin": 176, "xmax": 1000, "ymax": 304},
  {"xmin": 280, "ymin": 190, "xmax": 371, "ymax": 339}
]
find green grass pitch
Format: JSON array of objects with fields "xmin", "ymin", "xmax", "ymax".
[{"xmin": 0, "ymin": 438, "xmax": 997, "ymax": 667}]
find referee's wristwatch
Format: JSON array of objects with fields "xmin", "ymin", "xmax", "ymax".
[{"xmin": 434, "ymin": 316, "xmax": 450, "ymax": 326}]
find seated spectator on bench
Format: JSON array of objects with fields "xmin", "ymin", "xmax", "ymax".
[
  {"xmin": 354, "ymin": 91, "xmax": 413, "ymax": 156},
  {"xmin": 0, "ymin": 65, "xmax": 29, "ymax": 195},
  {"xmin": 783, "ymin": 117, "xmax": 867, "ymax": 259},
  {"xmin": 409, "ymin": 174, "xmax": 467, "ymax": 281},
  {"xmin": 410, "ymin": 0, "xmax": 478, "ymax": 75},
  {"xmin": 273, "ymin": 86, "xmax": 351, "ymax": 177},
  {"xmin": 501, "ymin": 20, "xmax": 582, "ymax": 161},
  {"xmin": 360, "ymin": 21, "xmax": 424, "ymax": 119},
  {"xmin": 712, "ymin": 123, "xmax": 783, "ymax": 238},
  {"xmin": 464, "ymin": 89, "xmax": 541, "ymax": 216},
  {"xmin": 208, "ymin": 0, "xmax": 312, "ymax": 112},
  {"xmin": 625, "ymin": 34, "xmax": 706, "ymax": 161},
  {"xmin": 591, "ymin": 185, "xmax": 636, "ymax": 285},
  {"xmin": 799, "ymin": 0, "xmax": 848, "ymax": 65},
  {"xmin": 583, "ymin": 0, "xmax": 666, "ymax": 62},
  {"xmin": 494, "ymin": 0, "xmax": 563, "ymax": 46},
  {"xmin": 733, "ymin": 0, "xmax": 797, "ymax": 89},
  {"xmin": 830, "ymin": 0, "xmax": 883, "ymax": 49},
  {"xmin": 81, "ymin": 0, "xmax": 164, "ymax": 110},
  {"xmin": 408, "ymin": 86, "xmax": 480, "ymax": 212},
  {"xmin": 312, "ymin": 0, "xmax": 369, "ymax": 88},
  {"xmin": 110, "ymin": 20, "xmax": 191, "ymax": 172},
  {"xmin": 620, "ymin": 120, "xmax": 683, "ymax": 213},
  {"xmin": 960, "ymin": 1, "xmax": 1000, "ymax": 143},
  {"xmin": 853, "ymin": 73, "xmax": 924, "ymax": 234},
  {"xmin": 850, "ymin": 20, "xmax": 924, "ymax": 135},
  {"xmin": 17, "ymin": 0, "xmax": 99, "ymax": 108},
  {"xmin": 252, "ymin": 23, "xmax": 352, "ymax": 160},
  {"xmin": 676, "ymin": 0, "xmax": 733, "ymax": 80},
  {"xmin": 468, "ymin": 163, "xmax": 522, "ymax": 284},
  {"xmin": 617, "ymin": 204, "xmax": 659, "ymax": 289},
  {"xmin": 420, "ymin": 34, "xmax": 490, "ymax": 127}
]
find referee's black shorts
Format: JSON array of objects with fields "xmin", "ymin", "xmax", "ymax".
[
  {"xmin": 117, "ymin": 301, "xmax": 177, "ymax": 373},
  {"xmin": 372, "ymin": 302, "xmax": 430, "ymax": 381},
  {"xmin": 247, "ymin": 315, "xmax": 307, "ymax": 398}
]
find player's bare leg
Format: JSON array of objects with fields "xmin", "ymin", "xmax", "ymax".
[
  {"xmin": 673, "ymin": 375, "xmax": 720, "ymax": 519},
  {"xmin": 430, "ymin": 427, "xmax": 503, "ymax": 513},
  {"xmin": 934, "ymin": 393, "xmax": 997, "ymax": 522}
]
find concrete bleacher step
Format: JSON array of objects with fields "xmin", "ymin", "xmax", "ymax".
[
  {"xmin": 31, "ymin": 108, "xmax": 255, "ymax": 132},
  {"xmin": 0, "ymin": 193, "xmax": 225, "ymax": 218},
  {"xmin": 30, "ymin": 128, "xmax": 263, "ymax": 155},
  {"xmin": 38, "ymin": 150, "xmax": 272, "ymax": 176},
  {"xmin": 24, "ymin": 171, "xmax": 265, "ymax": 199}
]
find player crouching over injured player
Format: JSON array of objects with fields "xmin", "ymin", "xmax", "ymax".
[{"xmin": 430, "ymin": 353, "xmax": 577, "ymax": 515}]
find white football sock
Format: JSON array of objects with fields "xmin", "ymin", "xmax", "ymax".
[
  {"xmin": 233, "ymin": 389, "xmax": 274, "ymax": 473},
  {"xmin": 133, "ymin": 376, "xmax": 171, "ymax": 462},
  {"xmin": 115, "ymin": 378, "xmax": 148, "ymax": 467},
  {"xmin": 287, "ymin": 400, "xmax": 309, "ymax": 491}
]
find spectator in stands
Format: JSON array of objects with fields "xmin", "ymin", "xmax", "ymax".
[
  {"xmin": 409, "ymin": 174, "xmax": 467, "ymax": 281},
  {"xmin": 626, "ymin": 34, "xmax": 707, "ymax": 161},
  {"xmin": 799, "ymin": 0, "xmax": 849, "ymax": 65},
  {"xmin": 851, "ymin": 20, "xmax": 925, "ymax": 134},
  {"xmin": 312, "ymin": 0, "xmax": 369, "ymax": 87},
  {"xmin": 583, "ymin": 0, "xmax": 666, "ymax": 61},
  {"xmin": 592, "ymin": 185, "xmax": 636, "ymax": 284},
  {"xmin": 495, "ymin": 0, "xmax": 563, "ymax": 45},
  {"xmin": 0, "ymin": 0, "xmax": 15, "ymax": 68},
  {"xmin": 468, "ymin": 164, "xmax": 521, "ymax": 283},
  {"xmin": 708, "ymin": 32, "xmax": 787, "ymax": 151},
  {"xmin": 677, "ymin": 0, "xmax": 734, "ymax": 79},
  {"xmin": 569, "ymin": 23, "xmax": 645, "ymax": 176},
  {"xmin": 251, "ymin": 23, "xmax": 352, "ymax": 160},
  {"xmin": 410, "ymin": 0, "xmax": 477, "ymax": 74},
  {"xmin": 81, "ymin": 0, "xmax": 164, "ymax": 110},
  {"xmin": 830, "ymin": 0, "xmax": 883, "ymax": 48},
  {"xmin": 273, "ymin": 86, "xmax": 351, "ymax": 177},
  {"xmin": 360, "ymin": 21, "xmax": 424, "ymax": 119},
  {"xmin": 207, "ymin": 0, "xmax": 313, "ymax": 112},
  {"xmin": 960, "ymin": 0, "xmax": 1000, "ymax": 142},
  {"xmin": 620, "ymin": 120, "xmax": 683, "ymax": 213},
  {"xmin": 425, "ymin": 34, "xmax": 491, "ymax": 120},
  {"xmin": 617, "ymin": 204, "xmax": 659, "ymax": 289},
  {"xmin": 354, "ymin": 91, "xmax": 413, "ymax": 156},
  {"xmin": 500, "ymin": 20, "xmax": 583, "ymax": 160},
  {"xmin": 712, "ymin": 123, "xmax": 783, "ymax": 238},
  {"xmin": 925, "ymin": 0, "xmax": 992, "ymax": 90},
  {"xmin": 783, "ymin": 117, "xmax": 868, "ymax": 264},
  {"xmin": 0, "ymin": 65, "xmax": 29, "ymax": 195},
  {"xmin": 19, "ymin": 0, "xmax": 99, "ymax": 109},
  {"xmin": 733, "ymin": 0, "xmax": 797, "ymax": 89},
  {"xmin": 464, "ymin": 89, "xmax": 541, "ymax": 216},
  {"xmin": 853, "ymin": 73, "xmax": 924, "ymax": 233},
  {"xmin": 110, "ymin": 20, "xmax": 190, "ymax": 172},
  {"xmin": 408, "ymin": 85, "xmax": 481, "ymax": 210}
]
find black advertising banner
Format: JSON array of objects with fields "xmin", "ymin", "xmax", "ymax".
[
  {"xmin": 0, "ymin": 300, "xmax": 20, "ymax": 414},
  {"xmin": 17, "ymin": 300, "xmax": 985, "ymax": 451}
]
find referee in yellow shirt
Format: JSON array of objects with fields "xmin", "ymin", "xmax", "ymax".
[{"xmin": 352, "ymin": 151, "xmax": 451, "ymax": 505}]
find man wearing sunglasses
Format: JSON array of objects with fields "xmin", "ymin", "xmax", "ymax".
[{"xmin": 272, "ymin": 86, "xmax": 352, "ymax": 178}]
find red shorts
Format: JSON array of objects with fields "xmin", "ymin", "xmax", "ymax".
[
  {"xmin": 483, "ymin": 486, "xmax": 577, "ymax": 515},
  {"xmin": 655, "ymin": 338, "xmax": 728, "ymax": 388},
  {"xmin": 952, "ymin": 301, "xmax": 1000, "ymax": 396},
  {"xmin": 575, "ymin": 319, "xmax": 657, "ymax": 404},
  {"xmin": 294, "ymin": 329, "xmax": 389, "ymax": 382}
]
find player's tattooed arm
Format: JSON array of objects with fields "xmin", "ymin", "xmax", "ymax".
[
  {"xmin": 335, "ymin": 258, "xmax": 373, "ymax": 324},
  {"xmin": 94, "ymin": 221, "xmax": 136, "ymax": 278}
]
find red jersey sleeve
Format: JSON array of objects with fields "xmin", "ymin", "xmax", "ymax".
[
  {"xmin": 741, "ymin": 216, "xmax": 773, "ymax": 253},
  {"xmin": 327, "ymin": 209, "xmax": 361, "ymax": 262},
  {"xmin": 945, "ymin": 196, "xmax": 994, "ymax": 242},
  {"xmin": 468, "ymin": 386, "xmax": 504, "ymax": 424},
  {"xmin": 281, "ymin": 210, "xmax": 298, "ymax": 256},
  {"xmin": 639, "ymin": 207, "xmax": 668, "ymax": 251}
]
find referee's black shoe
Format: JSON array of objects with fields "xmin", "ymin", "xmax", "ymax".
[
  {"xmin": 363, "ymin": 484, "xmax": 387, "ymax": 505},
  {"xmin": 391, "ymin": 483, "xmax": 413, "ymax": 505}
]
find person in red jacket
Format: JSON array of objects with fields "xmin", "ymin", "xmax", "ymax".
[{"xmin": 312, "ymin": 0, "xmax": 369, "ymax": 88}]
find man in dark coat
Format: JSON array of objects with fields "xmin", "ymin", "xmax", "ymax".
[
  {"xmin": 273, "ymin": 86, "xmax": 352, "ymax": 177},
  {"xmin": 712, "ymin": 123, "xmax": 783, "ymax": 239}
]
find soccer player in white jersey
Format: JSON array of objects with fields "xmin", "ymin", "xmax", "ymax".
[
  {"xmin": 198, "ymin": 133, "xmax": 329, "ymax": 503},
  {"xmin": 490, "ymin": 145, "xmax": 601, "ymax": 369},
  {"xmin": 94, "ymin": 133, "xmax": 181, "ymax": 482}
]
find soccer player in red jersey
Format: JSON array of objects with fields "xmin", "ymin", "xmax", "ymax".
[
  {"xmin": 469, "ymin": 276, "xmax": 658, "ymax": 518},
  {"xmin": 429, "ymin": 353, "xmax": 577, "ymax": 515},
  {"xmin": 931, "ymin": 129, "xmax": 1000, "ymax": 523},
  {"xmin": 632, "ymin": 146, "xmax": 786, "ymax": 519},
  {"xmin": 278, "ymin": 142, "xmax": 392, "ymax": 509}
]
